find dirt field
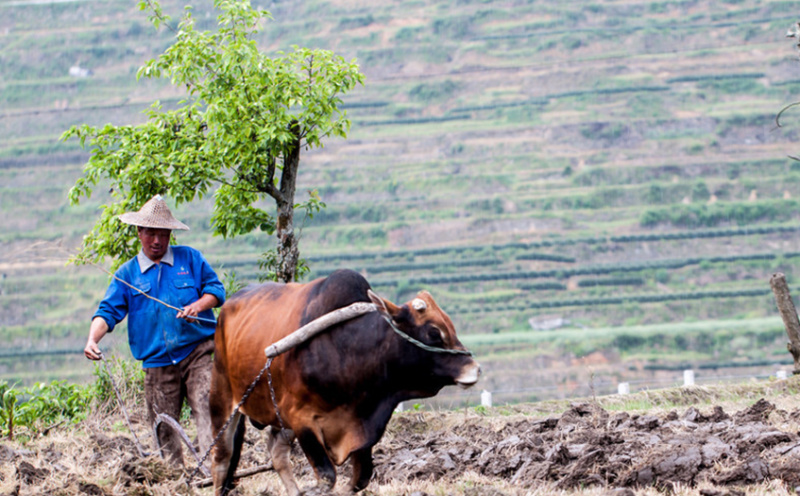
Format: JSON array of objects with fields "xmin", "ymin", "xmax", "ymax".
[{"xmin": 2, "ymin": 381, "xmax": 800, "ymax": 496}]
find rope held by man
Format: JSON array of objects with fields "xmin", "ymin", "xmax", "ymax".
[{"xmin": 89, "ymin": 261, "xmax": 217, "ymax": 325}]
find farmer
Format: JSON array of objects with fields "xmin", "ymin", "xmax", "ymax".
[{"xmin": 84, "ymin": 194, "xmax": 226, "ymax": 467}]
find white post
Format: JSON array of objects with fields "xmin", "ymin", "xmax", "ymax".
[
  {"xmin": 777, "ymin": 370, "xmax": 788, "ymax": 380},
  {"xmin": 618, "ymin": 382, "xmax": 630, "ymax": 395},
  {"xmin": 683, "ymin": 369, "xmax": 695, "ymax": 387},
  {"xmin": 481, "ymin": 390, "xmax": 492, "ymax": 408}
]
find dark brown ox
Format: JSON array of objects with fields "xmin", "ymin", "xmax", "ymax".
[{"xmin": 210, "ymin": 269, "xmax": 480, "ymax": 495}]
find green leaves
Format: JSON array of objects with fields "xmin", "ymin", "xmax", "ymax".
[
  {"xmin": 256, "ymin": 250, "xmax": 310, "ymax": 283},
  {"xmin": 211, "ymin": 184, "xmax": 275, "ymax": 238},
  {"xmin": 0, "ymin": 381, "xmax": 92, "ymax": 441},
  {"xmin": 0, "ymin": 383, "xmax": 17, "ymax": 440}
]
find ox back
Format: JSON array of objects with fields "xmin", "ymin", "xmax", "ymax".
[{"xmin": 210, "ymin": 269, "xmax": 480, "ymax": 496}]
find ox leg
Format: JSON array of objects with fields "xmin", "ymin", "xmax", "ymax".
[
  {"xmin": 296, "ymin": 428, "xmax": 336, "ymax": 492},
  {"xmin": 348, "ymin": 447, "xmax": 373, "ymax": 493},
  {"xmin": 210, "ymin": 362, "xmax": 247, "ymax": 496},
  {"xmin": 211, "ymin": 411, "xmax": 245, "ymax": 496},
  {"xmin": 267, "ymin": 427, "xmax": 302, "ymax": 496}
]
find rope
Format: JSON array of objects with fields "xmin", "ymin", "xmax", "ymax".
[
  {"xmin": 100, "ymin": 355, "xmax": 151, "ymax": 458},
  {"xmin": 381, "ymin": 315, "xmax": 474, "ymax": 356},
  {"xmin": 33, "ymin": 242, "xmax": 216, "ymax": 324},
  {"xmin": 90, "ymin": 262, "xmax": 217, "ymax": 325}
]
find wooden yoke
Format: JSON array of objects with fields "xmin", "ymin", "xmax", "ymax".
[
  {"xmin": 264, "ymin": 302, "xmax": 378, "ymax": 359},
  {"xmin": 769, "ymin": 272, "xmax": 800, "ymax": 375}
]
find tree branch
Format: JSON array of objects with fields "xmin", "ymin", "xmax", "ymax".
[
  {"xmin": 224, "ymin": 167, "xmax": 274, "ymax": 195},
  {"xmin": 145, "ymin": 0, "xmax": 178, "ymax": 34},
  {"xmin": 262, "ymin": 182, "xmax": 282, "ymax": 202}
]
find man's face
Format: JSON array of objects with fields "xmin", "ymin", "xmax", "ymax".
[{"xmin": 137, "ymin": 227, "xmax": 171, "ymax": 261}]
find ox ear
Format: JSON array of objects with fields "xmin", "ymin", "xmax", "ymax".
[{"xmin": 368, "ymin": 289, "xmax": 400, "ymax": 318}]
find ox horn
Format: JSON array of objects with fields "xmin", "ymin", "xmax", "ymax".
[{"xmin": 411, "ymin": 298, "xmax": 427, "ymax": 311}]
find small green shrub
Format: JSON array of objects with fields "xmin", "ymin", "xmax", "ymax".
[
  {"xmin": 408, "ymin": 80, "xmax": 460, "ymax": 103},
  {"xmin": 640, "ymin": 200, "xmax": 798, "ymax": 228},
  {"xmin": 0, "ymin": 380, "xmax": 92, "ymax": 441},
  {"xmin": 691, "ymin": 181, "xmax": 711, "ymax": 202},
  {"xmin": 338, "ymin": 14, "xmax": 374, "ymax": 30},
  {"xmin": 473, "ymin": 405, "xmax": 489, "ymax": 415},
  {"xmin": 432, "ymin": 16, "xmax": 472, "ymax": 38},
  {"xmin": 580, "ymin": 122, "xmax": 627, "ymax": 142},
  {"xmin": 91, "ymin": 356, "xmax": 145, "ymax": 415}
]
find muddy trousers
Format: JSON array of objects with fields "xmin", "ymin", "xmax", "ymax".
[{"xmin": 144, "ymin": 338, "xmax": 215, "ymax": 467}]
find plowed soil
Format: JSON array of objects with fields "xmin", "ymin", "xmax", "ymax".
[
  {"xmin": 374, "ymin": 399, "xmax": 800, "ymax": 491},
  {"xmin": 2, "ymin": 396, "xmax": 800, "ymax": 495}
]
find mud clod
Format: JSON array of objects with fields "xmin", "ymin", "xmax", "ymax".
[
  {"xmin": 15, "ymin": 461, "xmax": 49, "ymax": 485},
  {"xmin": 735, "ymin": 399, "xmax": 775, "ymax": 423},
  {"xmin": 77, "ymin": 481, "xmax": 106, "ymax": 495}
]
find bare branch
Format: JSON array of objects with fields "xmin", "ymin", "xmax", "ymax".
[{"xmin": 262, "ymin": 182, "xmax": 283, "ymax": 202}]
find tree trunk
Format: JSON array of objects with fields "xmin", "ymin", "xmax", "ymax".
[
  {"xmin": 275, "ymin": 123, "xmax": 301, "ymax": 283},
  {"xmin": 769, "ymin": 272, "xmax": 800, "ymax": 375}
]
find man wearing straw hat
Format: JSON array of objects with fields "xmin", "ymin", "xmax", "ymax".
[{"xmin": 84, "ymin": 194, "xmax": 226, "ymax": 467}]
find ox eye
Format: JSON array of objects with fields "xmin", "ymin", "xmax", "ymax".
[{"xmin": 428, "ymin": 326, "xmax": 446, "ymax": 344}]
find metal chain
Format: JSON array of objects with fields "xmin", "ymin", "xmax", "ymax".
[
  {"xmin": 266, "ymin": 357, "xmax": 285, "ymax": 429},
  {"xmin": 186, "ymin": 360, "xmax": 271, "ymax": 486}
]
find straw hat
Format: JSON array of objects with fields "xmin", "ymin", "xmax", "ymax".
[{"xmin": 118, "ymin": 195, "xmax": 190, "ymax": 231}]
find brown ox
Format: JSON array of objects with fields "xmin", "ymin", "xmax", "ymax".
[{"xmin": 210, "ymin": 269, "xmax": 480, "ymax": 495}]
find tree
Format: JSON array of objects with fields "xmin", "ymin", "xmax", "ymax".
[{"xmin": 62, "ymin": 0, "xmax": 364, "ymax": 282}]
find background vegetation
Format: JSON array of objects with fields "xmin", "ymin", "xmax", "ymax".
[{"xmin": 2, "ymin": 0, "xmax": 800, "ymax": 401}]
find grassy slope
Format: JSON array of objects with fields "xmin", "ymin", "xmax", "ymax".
[{"xmin": 1, "ymin": 0, "xmax": 800, "ymax": 387}]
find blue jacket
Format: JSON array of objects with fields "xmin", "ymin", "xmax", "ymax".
[{"xmin": 93, "ymin": 246, "xmax": 226, "ymax": 368}]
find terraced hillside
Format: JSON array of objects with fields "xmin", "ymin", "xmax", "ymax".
[{"xmin": 2, "ymin": 0, "xmax": 800, "ymax": 395}]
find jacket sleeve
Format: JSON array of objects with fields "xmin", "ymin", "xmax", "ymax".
[
  {"xmin": 92, "ymin": 273, "xmax": 130, "ymax": 333},
  {"xmin": 197, "ymin": 252, "xmax": 226, "ymax": 306}
]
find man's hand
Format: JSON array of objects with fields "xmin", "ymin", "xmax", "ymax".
[
  {"xmin": 176, "ymin": 302, "xmax": 202, "ymax": 322},
  {"xmin": 85, "ymin": 317, "xmax": 109, "ymax": 361},
  {"xmin": 176, "ymin": 293, "xmax": 219, "ymax": 323},
  {"xmin": 84, "ymin": 339, "xmax": 103, "ymax": 361}
]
